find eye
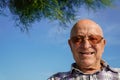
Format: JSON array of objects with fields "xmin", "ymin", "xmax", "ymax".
[
  {"xmin": 71, "ymin": 36, "xmax": 83, "ymax": 44},
  {"xmin": 89, "ymin": 35, "xmax": 103, "ymax": 44},
  {"xmin": 90, "ymin": 36, "xmax": 98, "ymax": 40}
]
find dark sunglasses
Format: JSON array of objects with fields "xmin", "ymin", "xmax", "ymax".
[{"xmin": 70, "ymin": 35, "xmax": 103, "ymax": 45}]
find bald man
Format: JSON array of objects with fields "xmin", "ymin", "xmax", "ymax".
[{"xmin": 48, "ymin": 19, "xmax": 120, "ymax": 80}]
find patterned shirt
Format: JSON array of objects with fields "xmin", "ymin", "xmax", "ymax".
[{"xmin": 48, "ymin": 60, "xmax": 120, "ymax": 80}]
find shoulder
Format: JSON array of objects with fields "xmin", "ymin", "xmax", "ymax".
[
  {"xmin": 110, "ymin": 68, "xmax": 120, "ymax": 73},
  {"xmin": 48, "ymin": 71, "xmax": 71, "ymax": 80},
  {"xmin": 102, "ymin": 60, "xmax": 120, "ymax": 73}
]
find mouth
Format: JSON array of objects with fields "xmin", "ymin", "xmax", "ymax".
[{"xmin": 79, "ymin": 52, "xmax": 95, "ymax": 55}]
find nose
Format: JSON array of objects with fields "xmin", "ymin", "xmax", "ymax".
[{"xmin": 80, "ymin": 39, "xmax": 91, "ymax": 49}]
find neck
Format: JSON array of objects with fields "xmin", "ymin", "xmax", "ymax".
[{"xmin": 78, "ymin": 64, "xmax": 101, "ymax": 74}]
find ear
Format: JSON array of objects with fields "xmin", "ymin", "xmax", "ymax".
[
  {"xmin": 68, "ymin": 39, "xmax": 74, "ymax": 54},
  {"xmin": 103, "ymin": 39, "xmax": 106, "ymax": 45},
  {"xmin": 102, "ymin": 39, "xmax": 106, "ymax": 54},
  {"xmin": 68, "ymin": 39, "xmax": 72, "ymax": 49}
]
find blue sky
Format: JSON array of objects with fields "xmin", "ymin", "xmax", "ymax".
[{"xmin": 0, "ymin": 1, "xmax": 120, "ymax": 80}]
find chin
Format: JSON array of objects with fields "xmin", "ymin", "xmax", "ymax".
[{"xmin": 80, "ymin": 60, "xmax": 95, "ymax": 66}]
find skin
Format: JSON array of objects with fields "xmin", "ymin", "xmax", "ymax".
[{"xmin": 68, "ymin": 19, "xmax": 106, "ymax": 74}]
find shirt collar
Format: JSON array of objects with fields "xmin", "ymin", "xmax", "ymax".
[{"xmin": 71, "ymin": 60, "xmax": 118, "ymax": 74}]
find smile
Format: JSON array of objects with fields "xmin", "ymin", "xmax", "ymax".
[{"xmin": 79, "ymin": 52, "xmax": 95, "ymax": 55}]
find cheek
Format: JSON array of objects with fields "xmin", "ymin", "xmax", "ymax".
[
  {"xmin": 94, "ymin": 44, "xmax": 105, "ymax": 56},
  {"xmin": 70, "ymin": 44, "xmax": 80, "ymax": 58},
  {"xmin": 71, "ymin": 43, "xmax": 79, "ymax": 51},
  {"xmin": 71, "ymin": 46, "xmax": 78, "ymax": 56}
]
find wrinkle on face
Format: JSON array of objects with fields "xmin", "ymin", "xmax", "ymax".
[{"xmin": 69, "ymin": 19, "xmax": 106, "ymax": 74}]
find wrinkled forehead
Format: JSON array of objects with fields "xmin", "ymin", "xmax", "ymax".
[{"xmin": 70, "ymin": 20, "xmax": 103, "ymax": 37}]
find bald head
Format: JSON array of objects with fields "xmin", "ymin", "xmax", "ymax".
[
  {"xmin": 69, "ymin": 19, "xmax": 106, "ymax": 73},
  {"xmin": 70, "ymin": 19, "xmax": 103, "ymax": 38}
]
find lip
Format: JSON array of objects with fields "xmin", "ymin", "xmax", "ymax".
[
  {"xmin": 80, "ymin": 52, "xmax": 94, "ymax": 54},
  {"xmin": 79, "ymin": 52, "xmax": 95, "ymax": 56}
]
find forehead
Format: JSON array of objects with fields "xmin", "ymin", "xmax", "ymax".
[{"xmin": 70, "ymin": 20, "xmax": 103, "ymax": 37}]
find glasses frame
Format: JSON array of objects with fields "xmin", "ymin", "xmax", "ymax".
[{"xmin": 70, "ymin": 35, "xmax": 104, "ymax": 45}]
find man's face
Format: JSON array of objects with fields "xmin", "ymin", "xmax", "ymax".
[{"xmin": 69, "ymin": 21, "xmax": 106, "ymax": 68}]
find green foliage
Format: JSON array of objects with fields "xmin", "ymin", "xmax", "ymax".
[
  {"xmin": 0, "ymin": 0, "xmax": 113, "ymax": 31},
  {"xmin": 0, "ymin": 0, "xmax": 7, "ymax": 15}
]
